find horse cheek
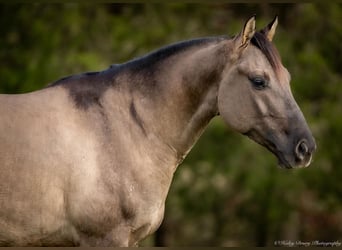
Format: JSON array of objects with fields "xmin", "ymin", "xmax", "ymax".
[{"xmin": 218, "ymin": 82, "xmax": 253, "ymax": 133}]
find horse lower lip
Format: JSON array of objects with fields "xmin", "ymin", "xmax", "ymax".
[
  {"xmin": 274, "ymin": 151, "xmax": 294, "ymax": 169},
  {"xmin": 277, "ymin": 158, "xmax": 292, "ymax": 169},
  {"xmin": 278, "ymin": 153, "xmax": 312, "ymax": 169},
  {"xmin": 252, "ymin": 137, "xmax": 293, "ymax": 169}
]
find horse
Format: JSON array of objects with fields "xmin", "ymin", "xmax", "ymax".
[{"xmin": 0, "ymin": 16, "xmax": 316, "ymax": 246}]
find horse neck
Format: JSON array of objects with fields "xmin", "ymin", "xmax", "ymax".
[{"xmin": 126, "ymin": 40, "xmax": 229, "ymax": 163}]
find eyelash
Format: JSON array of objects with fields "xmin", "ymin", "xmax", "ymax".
[{"xmin": 248, "ymin": 76, "xmax": 269, "ymax": 90}]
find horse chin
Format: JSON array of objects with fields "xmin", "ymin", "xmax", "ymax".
[{"xmin": 243, "ymin": 129, "xmax": 297, "ymax": 169}]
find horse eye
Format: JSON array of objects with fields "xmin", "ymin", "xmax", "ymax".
[{"xmin": 249, "ymin": 76, "xmax": 268, "ymax": 90}]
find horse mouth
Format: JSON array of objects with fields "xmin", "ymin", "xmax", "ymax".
[
  {"xmin": 275, "ymin": 152, "xmax": 293, "ymax": 169},
  {"xmin": 262, "ymin": 140, "xmax": 294, "ymax": 169},
  {"xmin": 243, "ymin": 130, "xmax": 294, "ymax": 169}
]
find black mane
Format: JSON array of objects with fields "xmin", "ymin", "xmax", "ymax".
[{"xmin": 122, "ymin": 36, "xmax": 227, "ymax": 72}]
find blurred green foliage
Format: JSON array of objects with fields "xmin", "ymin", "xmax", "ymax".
[{"xmin": 1, "ymin": 3, "xmax": 341, "ymax": 247}]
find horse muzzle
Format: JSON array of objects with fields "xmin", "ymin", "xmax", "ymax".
[
  {"xmin": 244, "ymin": 129, "xmax": 316, "ymax": 169},
  {"xmin": 275, "ymin": 136, "xmax": 316, "ymax": 169}
]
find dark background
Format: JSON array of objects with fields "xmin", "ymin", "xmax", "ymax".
[{"xmin": 1, "ymin": 3, "xmax": 341, "ymax": 247}]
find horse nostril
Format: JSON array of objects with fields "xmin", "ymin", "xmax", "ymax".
[{"xmin": 295, "ymin": 140, "xmax": 309, "ymax": 161}]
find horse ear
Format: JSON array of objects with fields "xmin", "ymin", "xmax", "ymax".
[
  {"xmin": 261, "ymin": 15, "xmax": 278, "ymax": 41},
  {"xmin": 234, "ymin": 15, "xmax": 256, "ymax": 51}
]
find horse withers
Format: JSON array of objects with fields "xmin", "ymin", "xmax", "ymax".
[{"xmin": 0, "ymin": 16, "xmax": 316, "ymax": 246}]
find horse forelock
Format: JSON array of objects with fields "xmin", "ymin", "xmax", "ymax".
[{"xmin": 251, "ymin": 32, "xmax": 285, "ymax": 81}]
